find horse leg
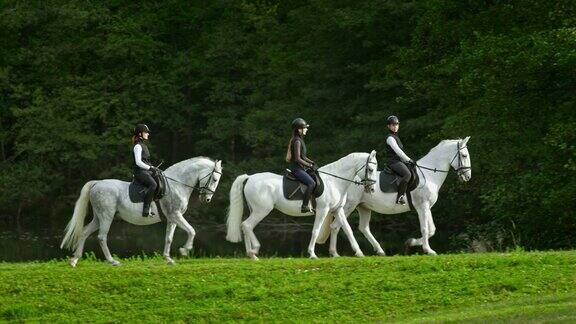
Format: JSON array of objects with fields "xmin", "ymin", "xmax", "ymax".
[
  {"xmin": 357, "ymin": 206, "xmax": 385, "ymax": 256},
  {"xmin": 329, "ymin": 217, "xmax": 341, "ymax": 257},
  {"xmin": 414, "ymin": 203, "xmax": 437, "ymax": 255},
  {"xmin": 70, "ymin": 218, "xmax": 99, "ymax": 267},
  {"xmin": 308, "ymin": 207, "xmax": 329, "ymax": 259},
  {"xmin": 163, "ymin": 221, "xmax": 177, "ymax": 265},
  {"xmin": 241, "ymin": 210, "xmax": 270, "ymax": 260},
  {"xmin": 173, "ymin": 214, "xmax": 196, "ymax": 257},
  {"xmin": 329, "ymin": 202, "xmax": 359, "ymax": 257},
  {"xmin": 335, "ymin": 207, "xmax": 364, "ymax": 257},
  {"xmin": 96, "ymin": 215, "xmax": 121, "ymax": 266},
  {"xmin": 427, "ymin": 212, "xmax": 437, "ymax": 238}
]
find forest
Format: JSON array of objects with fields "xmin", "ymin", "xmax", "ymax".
[{"xmin": 0, "ymin": 0, "xmax": 574, "ymax": 252}]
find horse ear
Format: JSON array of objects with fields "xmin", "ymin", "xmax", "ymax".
[
  {"xmin": 462, "ymin": 136, "xmax": 470, "ymax": 145},
  {"xmin": 370, "ymin": 150, "xmax": 377, "ymax": 157},
  {"xmin": 216, "ymin": 160, "xmax": 222, "ymax": 168}
]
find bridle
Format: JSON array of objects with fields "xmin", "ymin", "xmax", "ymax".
[
  {"xmin": 195, "ymin": 164, "xmax": 222, "ymax": 195},
  {"xmin": 317, "ymin": 155, "xmax": 377, "ymax": 192},
  {"xmin": 415, "ymin": 141, "xmax": 470, "ymax": 176},
  {"xmin": 413, "ymin": 141, "xmax": 470, "ymax": 189}
]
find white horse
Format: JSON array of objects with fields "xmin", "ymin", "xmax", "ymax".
[
  {"xmin": 60, "ymin": 157, "xmax": 223, "ymax": 266},
  {"xmin": 325, "ymin": 137, "xmax": 471, "ymax": 256},
  {"xmin": 225, "ymin": 151, "xmax": 378, "ymax": 259}
]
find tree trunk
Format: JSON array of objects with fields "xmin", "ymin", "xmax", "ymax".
[
  {"xmin": 171, "ymin": 131, "xmax": 178, "ymax": 162},
  {"xmin": 230, "ymin": 137, "xmax": 236, "ymax": 163},
  {"xmin": 0, "ymin": 139, "xmax": 5, "ymax": 162},
  {"xmin": 16, "ymin": 201, "xmax": 23, "ymax": 235},
  {"xmin": 0, "ymin": 117, "xmax": 5, "ymax": 161}
]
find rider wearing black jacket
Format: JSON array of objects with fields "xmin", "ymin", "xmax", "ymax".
[{"xmin": 286, "ymin": 118, "xmax": 317, "ymax": 213}]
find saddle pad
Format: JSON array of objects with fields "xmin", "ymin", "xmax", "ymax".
[
  {"xmin": 379, "ymin": 164, "xmax": 419, "ymax": 193},
  {"xmin": 129, "ymin": 170, "xmax": 168, "ymax": 203},
  {"xmin": 282, "ymin": 171, "xmax": 324, "ymax": 201},
  {"xmin": 129, "ymin": 181, "xmax": 148, "ymax": 203}
]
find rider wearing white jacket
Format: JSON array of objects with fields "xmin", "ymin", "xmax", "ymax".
[
  {"xmin": 385, "ymin": 116, "xmax": 414, "ymax": 205},
  {"xmin": 132, "ymin": 124, "xmax": 159, "ymax": 217}
]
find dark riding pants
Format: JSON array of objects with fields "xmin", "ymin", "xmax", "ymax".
[
  {"xmin": 293, "ymin": 169, "xmax": 316, "ymax": 207},
  {"xmin": 134, "ymin": 170, "xmax": 157, "ymax": 212},
  {"xmin": 388, "ymin": 161, "xmax": 410, "ymax": 200}
]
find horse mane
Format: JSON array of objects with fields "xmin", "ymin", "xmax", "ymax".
[
  {"xmin": 420, "ymin": 139, "xmax": 461, "ymax": 161},
  {"xmin": 165, "ymin": 156, "xmax": 216, "ymax": 173},
  {"xmin": 320, "ymin": 152, "xmax": 369, "ymax": 173}
]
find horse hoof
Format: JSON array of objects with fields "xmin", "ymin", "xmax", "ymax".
[
  {"xmin": 166, "ymin": 258, "xmax": 176, "ymax": 265},
  {"xmin": 376, "ymin": 250, "xmax": 386, "ymax": 256},
  {"xmin": 248, "ymin": 252, "xmax": 259, "ymax": 261},
  {"xmin": 179, "ymin": 248, "xmax": 189, "ymax": 257},
  {"xmin": 355, "ymin": 252, "xmax": 365, "ymax": 258},
  {"xmin": 69, "ymin": 258, "xmax": 78, "ymax": 268},
  {"xmin": 309, "ymin": 254, "xmax": 318, "ymax": 260},
  {"xmin": 424, "ymin": 249, "xmax": 437, "ymax": 256},
  {"xmin": 329, "ymin": 252, "xmax": 340, "ymax": 258},
  {"xmin": 111, "ymin": 260, "xmax": 122, "ymax": 267}
]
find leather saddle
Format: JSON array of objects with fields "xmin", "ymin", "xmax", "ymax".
[
  {"xmin": 379, "ymin": 163, "xmax": 419, "ymax": 194},
  {"xmin": 129, "ymin": 170, "xmax": 168, "ymax": 203},
  {"xmin": 282, "ymin": 169, "xmax": 325, "ymax": 203}
]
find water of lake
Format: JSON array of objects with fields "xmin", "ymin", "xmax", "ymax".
[{"xmin": 0, "ymin": 215, "xmax": 449, "ymax": 262}]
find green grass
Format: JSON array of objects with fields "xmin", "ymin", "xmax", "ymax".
[{"xmin": 0, "ymin": 251, "xmax": 575, "ymax": 322}]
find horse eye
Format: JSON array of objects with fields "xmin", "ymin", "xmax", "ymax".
[{"xmin": 462, "ymin": 154, "xmax": 468, "ymax": 158}]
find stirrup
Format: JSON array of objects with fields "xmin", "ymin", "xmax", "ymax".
[{"xmin": 396, "ymin": 195, "xmax": 407, "ymax": 205}]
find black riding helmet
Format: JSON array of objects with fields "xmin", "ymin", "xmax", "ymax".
[
  {"xmin": 291, "ymin": 118, "xmax": 310, "ymax": 130},
  {"xmin": 387, "ymin": 115, "xmax": 400, "ymax": 125},
  {"xmin": 134, "ymin": 124, "xmax": 150, "ymax": 136}
]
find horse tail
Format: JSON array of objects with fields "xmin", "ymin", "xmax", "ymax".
[
  {"xmin": 226, "ymin": 174, "xmax": 249, "ymax": 243},
  {"xmin": 60, "ymin": 180, "xmax": 98, "ymax": 250}
]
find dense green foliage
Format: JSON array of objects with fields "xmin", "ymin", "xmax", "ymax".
[
  {"xmin": 0, "ymin": 0, "xmax": 574, "ymax": 251},
  {"xmin": 1, "ymin": 251, "xmax": 575, "ymax": 322}
]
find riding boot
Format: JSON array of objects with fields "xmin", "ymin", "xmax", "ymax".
[
  {"xmin": 142, "ymin": 199, "xmax": 156, "ymax": 217},
  {"xmin": 396, "ymin": 181, "xmax": 408, "ymax": 205},
  {"xmin": 396, "ymin": 194, "xmax": 407, "ymax": 205},
  {"xmin": 142, "ymin": 178, "xmax": 158, "ymax": 217},
  {"xmin": 301, "ymin": 185, "xmax": 314, "ymax": 213}
]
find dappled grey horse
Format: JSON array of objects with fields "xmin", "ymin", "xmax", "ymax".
[{"xmin": 61, "ymin": 157, "xmax": 222, "ymax": 266}]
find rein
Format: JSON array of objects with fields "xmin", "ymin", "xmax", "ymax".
[
  {"xmin": 317, "ymin": 155, "xmax": 377, "ymax": 190},
  {"xmin": 164, "ymin": 162, "xmax": 222, "ymax": 194},
  {"xmin": 414, "ymin": 142, "xmax": 470, "ymax": 188},
  {"xmin": 415, "ymin": 143, "xmax": 470, "ymax": 174}
]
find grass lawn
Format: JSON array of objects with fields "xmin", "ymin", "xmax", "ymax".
[{"xmin": 1, "ymin": 251, "xmax": 575, "ymax": 322}]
